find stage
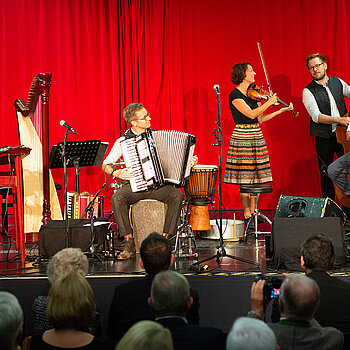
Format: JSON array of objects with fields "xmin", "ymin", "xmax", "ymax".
[
  {"xmin": 1, "ymin": 209, "xmax": 350, "ymax": 337},
  {"xmin": 0, "ymin": 234, "xmax": 281, "ymax": 337}
]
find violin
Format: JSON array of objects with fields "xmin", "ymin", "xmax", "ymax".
[{"xmin": 247, "ymin": 83, "xmax": 299, "ymax": 117}]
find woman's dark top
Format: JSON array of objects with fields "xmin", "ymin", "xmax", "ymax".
[
  {"xmin": 229, "ymin": 88, "xmax": 259, "ymax": 124},
  {"xmin": 32, "ymin": 296, "xmax": 102, "ymax": 336},
  {"xmin": 29, "ymin": 335, "xmax": 115, "ymax": 350}
]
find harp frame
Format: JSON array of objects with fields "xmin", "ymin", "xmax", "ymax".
[{"xmin": 15, "ymin": 72, "xmax": 53, "ymax": 225}]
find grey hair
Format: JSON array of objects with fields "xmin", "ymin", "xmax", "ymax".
[
  {"xmin": 226, "ymin": 317, "xmax": 276, "ymax": 350},
  {"xmin": 0, "ymin": 291, "xmax": 23, "ymax": 350},
  {"xmin": 151, "ymin": 270, "xmax": 190, "ymax": 316},
  {"xmin": 116, "ymin": 320, "xmax": 173, "ymax": 350},
  {"xmin": 46, "ymin": 248, "xmax": 88, "ymax": 283},
  {"xmin": 280, "ymin": 274, "xmax": 320, "ymax": 321}
]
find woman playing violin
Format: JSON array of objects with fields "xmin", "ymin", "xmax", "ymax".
[{"xmin": 224, "ymin": 62, "xmax": 293, "ymax": 226}]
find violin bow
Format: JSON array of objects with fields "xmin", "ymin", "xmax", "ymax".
[
  {"xmin": 257, "ymin": 42, "xmax": 273, "ymax": 96},
  {"xmin": 257, "ymin": 42, "xmax": 299, "ymax": 117}
]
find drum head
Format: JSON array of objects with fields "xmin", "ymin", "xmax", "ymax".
[{"xmin": 192, "ymin": 165, "xmax": 218, "ymax": 171}]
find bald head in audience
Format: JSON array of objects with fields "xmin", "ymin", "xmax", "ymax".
[{"xmin": 279, "ymin": 274, "xmax": 320, "ymax": 321}]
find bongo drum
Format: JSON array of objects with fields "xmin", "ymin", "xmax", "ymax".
[{"xmin": 185, "ymin": 165, "xmax": 218, "ymax": 231}]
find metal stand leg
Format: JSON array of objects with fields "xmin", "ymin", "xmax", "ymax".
[
  {"xmin": 174, "ymin": 201, "xmax": 197, "ymax": 259},
  {"xmin": 244, "ymin": 194, "xmax": 272, "ymax": 239}
]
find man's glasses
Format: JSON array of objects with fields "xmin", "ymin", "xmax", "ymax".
[
  {"xmin": 308, "ymin": 62, "xmax": 324, "ymax": 71},
  {"xmin": 134, "ymin": 112, "xmax": 150, "ymax": 121}
]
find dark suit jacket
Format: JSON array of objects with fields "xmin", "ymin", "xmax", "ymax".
[
  {"xmin": 157, "ymin": 317, "xmax": 226, "ymax": 350},
  {"xmin": 308, "ymin": 270, "xmax": 350, "ymax": 334},
  {"xmin": 107, "ymin": 274, "xmax": 199, "ymax": 342},
  {"xmin": 269, "ymin": 319, "xmax": 343, "ymax": 350}
]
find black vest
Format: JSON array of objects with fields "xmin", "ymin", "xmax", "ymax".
[
  {"xmin": 121, "ymin": 128, "xmax": 152, "ymax": 140},
  {"xmin": 122, "ymin": 128, "xmax": 137, "ymax": 140},
  {"xmin": 306, "ymin": 77, "xmax": 347, "ymax": 138}
]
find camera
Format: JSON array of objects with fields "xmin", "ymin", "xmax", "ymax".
[{"xmin": 254, "ymin": 274, "xmax": 283, "ymax": 302}]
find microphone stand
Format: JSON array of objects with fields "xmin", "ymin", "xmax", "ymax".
[
  {"xmin": 61, "ymin": 128, "xmax": 70, "ymax": 248},
  {"xmin": 190, "ymin": 86, "xmax": 259, "ymax": 271},
  {"xmin": 79, "ymin": 163, "xmax": 119, "ymax": 261}
]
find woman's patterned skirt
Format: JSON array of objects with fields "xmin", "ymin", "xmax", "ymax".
[{"xmin": 224, "ymin": 124, "xmax": 272, "ymax": 185}]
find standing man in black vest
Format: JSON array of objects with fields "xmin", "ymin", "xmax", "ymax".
[
  {"xmin": 303, "ymin": 53, "xmax": 350, "ymax": 199},
  {"xmin": 102, "ymin": 103, "xmax": 197, "ymax": 259}
]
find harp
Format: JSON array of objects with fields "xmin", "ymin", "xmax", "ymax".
[{"xmin": 15, "ymin": 73, "xmax": 62, "ymax": 242}]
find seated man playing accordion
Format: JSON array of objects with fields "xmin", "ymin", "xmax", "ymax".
[{"xmin": 102, "ymin": 103, "xmax": 198, "ymax": 259}]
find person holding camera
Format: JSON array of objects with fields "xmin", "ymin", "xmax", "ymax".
[
  {"xmin": 249, "ymin": 274, "xmax": 343, "ymax": 350},
  {"xmin": 301, "ymin": 235, "xmax": 350, "ymax": 341}
]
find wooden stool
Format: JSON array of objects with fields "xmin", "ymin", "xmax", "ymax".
[
  {"xmin": 239, "ymin": 185, "xmax": 273, "ymax": 238},
  {"xmin": 130, "ymin": 199, "xmax": 167, "ymax": 253}
]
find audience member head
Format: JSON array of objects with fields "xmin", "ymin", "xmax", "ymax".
[
  {"xmin": 300, "ymin": 234, "xmax": 335, "ymax": 272},
  {"xmin": 150, "ymin": 270, "xmax": 192, "ymax": 317},
  {"xmin": 0, "ymin": 291, "xmax": 23, "ymax": 350},
  {"xmin": 116, "ymin": 320, "xmax": 173, "ymax": 350},
  {"xmin": 46, "ymin": 247, "xmax": 89, "ymax": 284},
  {"xmin": 140, "ymin": 233, "xmax": 173, "ymax": 275},
  {"xmin": 279, "ymin": 274, "xmax": 320, "ymax": 321},
  {"xmin": 123, "ymin": 103, "xmax": 144, "ymax": 126},
  {"xmin": 226, "ymin": 317, "xmax": 277, "ymax": 350},
  {"xmin": 47, "ymin": 272, "xmax": 95, "ymax": 332}
]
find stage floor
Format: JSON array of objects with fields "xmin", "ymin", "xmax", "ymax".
[
  {"xmin": 2, "ymin": 215, "xmax": 350, "ymax": 336},
  {"xmin": 0, "ymin": 234, "xmax": 267, "ymax": 277},
  {"xmin": 1, "ymin": 210, "xmax": 350, "ymax": 277}
]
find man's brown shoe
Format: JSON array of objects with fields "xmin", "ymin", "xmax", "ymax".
[{"xmin": 118, "ymin": 238, "xmax": 136, "ymax": 260}]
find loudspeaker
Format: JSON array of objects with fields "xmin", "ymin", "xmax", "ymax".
[
  {"xmin": 275, "ymin": 195, "xmax": 346, "ymax": 221},
  {"xmin": 39, "ymin": 219, "xmax": 109, "ymax": 258},
  {"xmin": 270, "ymin": 217, "xmax": 346, "ymax": 271}
]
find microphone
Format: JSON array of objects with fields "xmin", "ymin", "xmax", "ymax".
[
  {"xmin": 213, "ymin": 84, "xmax": 220, "ymax": 95},
  {"xmin": 60, "ymin": 120, "xmax": 78, "ymax": 135}
]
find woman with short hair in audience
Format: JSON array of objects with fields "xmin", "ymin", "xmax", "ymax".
[
  {"xmin": 32, "ymin": 247, "xmax": 102, "ymax": 336},
  {"xmin": 28, "ymin": 273, "xmax": 115, "ymax": 349},
  {"xmin": 116, "ymin": 320, "xmax": 173, "ymax": 350}
]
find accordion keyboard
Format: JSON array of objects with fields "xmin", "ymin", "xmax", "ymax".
[{"xmin": 120, "ymin": 138, "xmax": 148, "ymax": 192}]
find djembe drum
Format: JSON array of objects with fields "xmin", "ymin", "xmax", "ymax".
[{"xmin": 185, "ymin": 165, "xmax": 218, "ymax": 231}]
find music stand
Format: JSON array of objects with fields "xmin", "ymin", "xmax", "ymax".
[
  {"xmin": 49, "ymin": 140, "xmax": 108, "ymax": 252},
  {"xmin": 49, "ymin": 140, "xmax": 108, "ymax": 193}
]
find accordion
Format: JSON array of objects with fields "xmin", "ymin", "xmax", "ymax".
[
  {"xmin": 67, "ymin": 191, "xmax": 104, "ymax": 219},
  {"xmin": 120, "ymin": 129, "xmax": 196, "ymax": 192}
]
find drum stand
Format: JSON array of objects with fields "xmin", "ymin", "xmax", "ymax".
[
  {"xmin": 174, "ymin": 199, "xmax": 197, "ymax": 259},
  {"xmin": 190, "ymin": 86, "xmax": 259, "ymax": 271}
]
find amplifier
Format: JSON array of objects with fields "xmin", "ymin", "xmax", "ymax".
[
  {"xmin": 275, "ymin": 195, "xmax": 346, "ymax": 221},
  {"xmin": 39, "ymin": 219, "xmax": 109, "ymax": 258}
]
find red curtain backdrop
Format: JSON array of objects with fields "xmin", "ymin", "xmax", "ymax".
[{"xmin": 1, "ymin": 0, "xmax": 350, "ymax": 212}]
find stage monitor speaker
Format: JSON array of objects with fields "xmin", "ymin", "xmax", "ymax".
[
  {"xmin": 39, "ymin": 219, "xmax": 109, "ymax": 258},
  {"xmin": 270, "ymin": 217, "xmax": 346, "ymax": 271},
  {"xmin": 275, "ymin": 195, "xmax": 346, "ymax": 222}
]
